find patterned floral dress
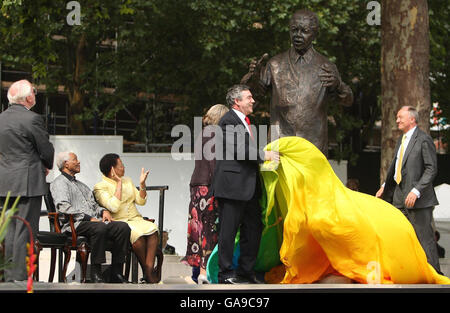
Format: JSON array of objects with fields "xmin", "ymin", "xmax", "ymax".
[
  {"xmin": 182, "ymin": 186, "xmax": 218, "ymax": 268},
  {"xmin": 182, "ymin": 127, "xmax": 219, "ymax": 269}
]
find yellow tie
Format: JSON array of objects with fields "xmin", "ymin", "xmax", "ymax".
[{"xmin": 395, "ymin": 134, "xmax": 406, "ymax": 184}]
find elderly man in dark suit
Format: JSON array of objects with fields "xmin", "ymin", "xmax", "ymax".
[
  {"xmin": 0, "ymin": 80, "xmax": 54, "ymax": 282},
  {"xmin": 376, "ymin": 106, "xmax": 440, "ymax": 272},
  {"xmin": 212, "ymin": 84, "xmax": 279, "ymax": 284}
]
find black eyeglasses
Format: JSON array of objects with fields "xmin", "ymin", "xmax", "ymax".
[{"xmin": 32, "ymin": 87, "xmax": 37, "ymax": 95}]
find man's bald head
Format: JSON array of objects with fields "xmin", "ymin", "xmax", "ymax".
[{"xmin": 7, "ymin": 80, "xmax": 35, "ymax": 109}]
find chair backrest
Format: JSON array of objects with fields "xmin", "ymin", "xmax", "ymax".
[
  {"xmin": 136, "ymin": 185, "xmax": 169, "ymax": 247},
  {"xmin": 43, "ymin": 183, "xmax": 58, "ymax": 232}
]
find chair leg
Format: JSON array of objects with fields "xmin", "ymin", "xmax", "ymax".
[
  {"xmin": 48, "ymin": 248, "xmax": 57, "ymax": 282},
  {"xmin": 124, "ymin": 248, "xmax": 131, "ymax": 282},
  {"xmin": 33, "ymin": 241, "xmax": 42, "ymax": 282},
  {"xmin": 132, "ymin": 252, "xmax": 139, "ymax": 284},
  {"xmin": 62, "ymin": 247, "xmax": 72, "ymax": 283},
  {"xmin": 77, "ymin": 243, "xmax": 89, "ymax": 283},
  {"xmin": 58, "ymin": 249, "xmax": 64, "ymax": 282}
]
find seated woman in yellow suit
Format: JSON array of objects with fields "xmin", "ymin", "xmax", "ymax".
[{"xmin": 94, "ymin": 153, "xmax": 160, "ymax": 283}]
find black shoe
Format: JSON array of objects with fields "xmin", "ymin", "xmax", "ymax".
[
  {"xmin": 218, "ymin": 277, "xmax": 235, "ymax": 284},
  {"xmin": 110, "ymin": 263, "xmax": 129, "ymax": 283},
  {"xmin": 90, "ymin": 264, "xmax": 104, "ymax": 283},
  {"xmin": 110, "ymin": 273, "xmax": 129, "ymax": 284},
  {"xmin": 222, "ymin": 276, "xmax": 251, "ymax": 284},
  {"xmin": 224, "ymin": 275, "xmax": 265, "ymax": 284},
  {"xmin": 91, "ymin": 272, "xmax": 105, "ymax": 283},
  {"xmin": 246, "ymin": 275, "xmax": 265, "ymax": 284}
]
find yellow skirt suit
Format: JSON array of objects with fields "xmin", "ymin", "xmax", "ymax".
[{"xmin": 94, "ymin": 176, "xmax": 158, "ymax": 244}]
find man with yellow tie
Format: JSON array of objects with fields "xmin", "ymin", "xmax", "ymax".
[{"xmin": 376, "ymin": 106, "xmax": 440, "ymax": 272}]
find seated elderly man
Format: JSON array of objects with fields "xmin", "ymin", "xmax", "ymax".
[{"xmin": 50, "ymin": 151, "xmax": 131, "ymax": 283}]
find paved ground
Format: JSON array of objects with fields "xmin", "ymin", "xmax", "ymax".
[{"xmin": 1, "ymin": 280, "xmax": 450, "ymax": 293}]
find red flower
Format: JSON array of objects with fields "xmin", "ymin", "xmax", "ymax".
[
  {"xmin": 199, "ymin": 186, "xmax": 208, "ymax": 196},
  {"xmin": 13, "ymin": 216, "xmax": 35, "ymax": 293}
]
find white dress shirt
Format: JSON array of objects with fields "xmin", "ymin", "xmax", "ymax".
[
  {"xmin": 232, "ymin": 108, "xmax": 251, "ymax": 135},
  {"xmin": 390, "ymin": 126, "xmax": 421, "ymax": 198}
]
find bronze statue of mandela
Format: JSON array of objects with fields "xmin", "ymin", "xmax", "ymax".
[{"xmin": 242, "ymin": 9, "xmax": 353, "ymax": 156}]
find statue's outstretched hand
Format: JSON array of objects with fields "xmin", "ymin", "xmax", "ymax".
[
  {"xmin": 319, "ymin": 63, "xmax": 341, "ymax": 90},
  {"xmin": 241, "ymin": 53, "xmax": 269, "ymax": 84}
]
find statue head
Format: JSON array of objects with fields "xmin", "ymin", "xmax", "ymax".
[{"xmin": 289, "ymin": 10, "xmax": 319, "ymax": 54}]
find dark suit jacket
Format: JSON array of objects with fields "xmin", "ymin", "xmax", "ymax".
[
  {"xmin": 0, "ymin": 104, "xmax": 54, "ymax": 197},
  {"xmin": 212, "ymin": 110, "xmax": 264, "ymax": 201},
  {"xmin": 383, "ymin": 127, "xmax": 438, "ymax": 209}
]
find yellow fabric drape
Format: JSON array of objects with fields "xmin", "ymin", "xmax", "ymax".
[{"xmin": 261, "ymin": 137, "xmax": 450, "ymax": 284}]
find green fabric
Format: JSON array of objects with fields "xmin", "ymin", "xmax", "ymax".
[{"xmin": 206, "ymin": 160, "xmax": 284, "ymax": 283}]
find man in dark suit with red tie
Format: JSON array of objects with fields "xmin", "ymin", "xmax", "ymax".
[{"xmin": 212, "ymin": 84, "xmax": 279, "ymax": 284}]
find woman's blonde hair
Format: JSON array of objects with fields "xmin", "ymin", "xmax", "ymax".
[{"xmin": 202, "ymin": 104, "xmax": 229, "ymax": 126}]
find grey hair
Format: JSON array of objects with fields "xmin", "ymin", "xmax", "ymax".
[
  {"xmin": 402, "ymin": 106, "xmax": 419, "ymax": 123},
  {"xmin": 56, "ymin": 151, "xmax": 72, "ymax": 171},
  {"xmin": 226, "ymin": 84, "xmax": 250, "ymax": 108},
  {"xmin": 7, "ymin": 80, "xmax": 33, "ymax": 104}
]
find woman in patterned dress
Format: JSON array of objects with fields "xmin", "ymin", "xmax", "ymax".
[{"xmin": 182, "ymin": 104, "xmax": 229, "ymax": 283}]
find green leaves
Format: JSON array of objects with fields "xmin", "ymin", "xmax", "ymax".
[
  {"xmin": 0, "ymin": 193, "xmax": 20, "ymax": 244},
  {"xmin": 0, "ymin": 1, "xmax": 447, "ymax": 153}
]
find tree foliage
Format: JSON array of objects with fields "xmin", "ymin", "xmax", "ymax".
[
  {"xmin": 429, "ymin": 1, "xmax": 450, "ymax": 146},
  {"xmin": 0, "ymin": 0, "xmax": 448, "ymax": 157}
]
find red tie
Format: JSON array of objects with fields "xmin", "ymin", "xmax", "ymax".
[{"xmin": 245, "ymin": 116, "xmax": 253, "ymax": 139}]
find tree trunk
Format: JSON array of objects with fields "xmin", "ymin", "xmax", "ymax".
[
  {"xmin": 380, "ymin": 0, "xmax": 430, "ymax": 183},
  {"xmin": 67, "ymin": 34, "xmax": 87, "ymax": 135}
]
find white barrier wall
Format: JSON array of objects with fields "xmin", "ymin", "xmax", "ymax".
[{"xmin": 42, "ymin": 135, "xmax": 347, "ymax": 256}]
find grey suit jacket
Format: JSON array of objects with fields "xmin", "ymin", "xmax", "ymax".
[
  {"xmin": 0, "ymin": 104, "xmax": 54, "ymax": 197},
  {"xmin": 383, "ymin": 127, "xmax": 439, "ymax": 209}
]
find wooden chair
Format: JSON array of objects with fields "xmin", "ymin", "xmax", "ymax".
[
  {"xmin": 44, "ymin": 190, "xmax": 120, "ymax": 283},
  {"xmin": 124, "ymin": 185, "xmax": 168, "ymax": 284},
  {"xmin": 0, "ymin": 194, "xmax": 67, "ymax": 282},
  {"xmin": 34, "ymin": 207, "xmax": 68, "ymax": 282},
  {"xmin": 44, "ymin": 185, "xmax": 168, "ymax": 283},
  {"xmin": 42, "ymin": 190, "xmax": 88, "ymax": 282}
]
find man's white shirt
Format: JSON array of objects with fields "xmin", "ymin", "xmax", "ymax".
[
  {"xmin": 387, "ymin": 126, "xmax": 421, "ymax": 198},
  {"xmin": 232, "ymin": 108, "xmax": 252, "ymax": 135}
]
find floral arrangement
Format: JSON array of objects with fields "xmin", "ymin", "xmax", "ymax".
[
  {"xmin": 430, "ymin": 102, "xmax": 449, "ymax": 130},
  {"xmin": 0, "ymin": 193, "xmax": 36, "ymax": 293},
  {"xmin": 0, "ymin": 193, "xmax": 20, "ymax": 276}
]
